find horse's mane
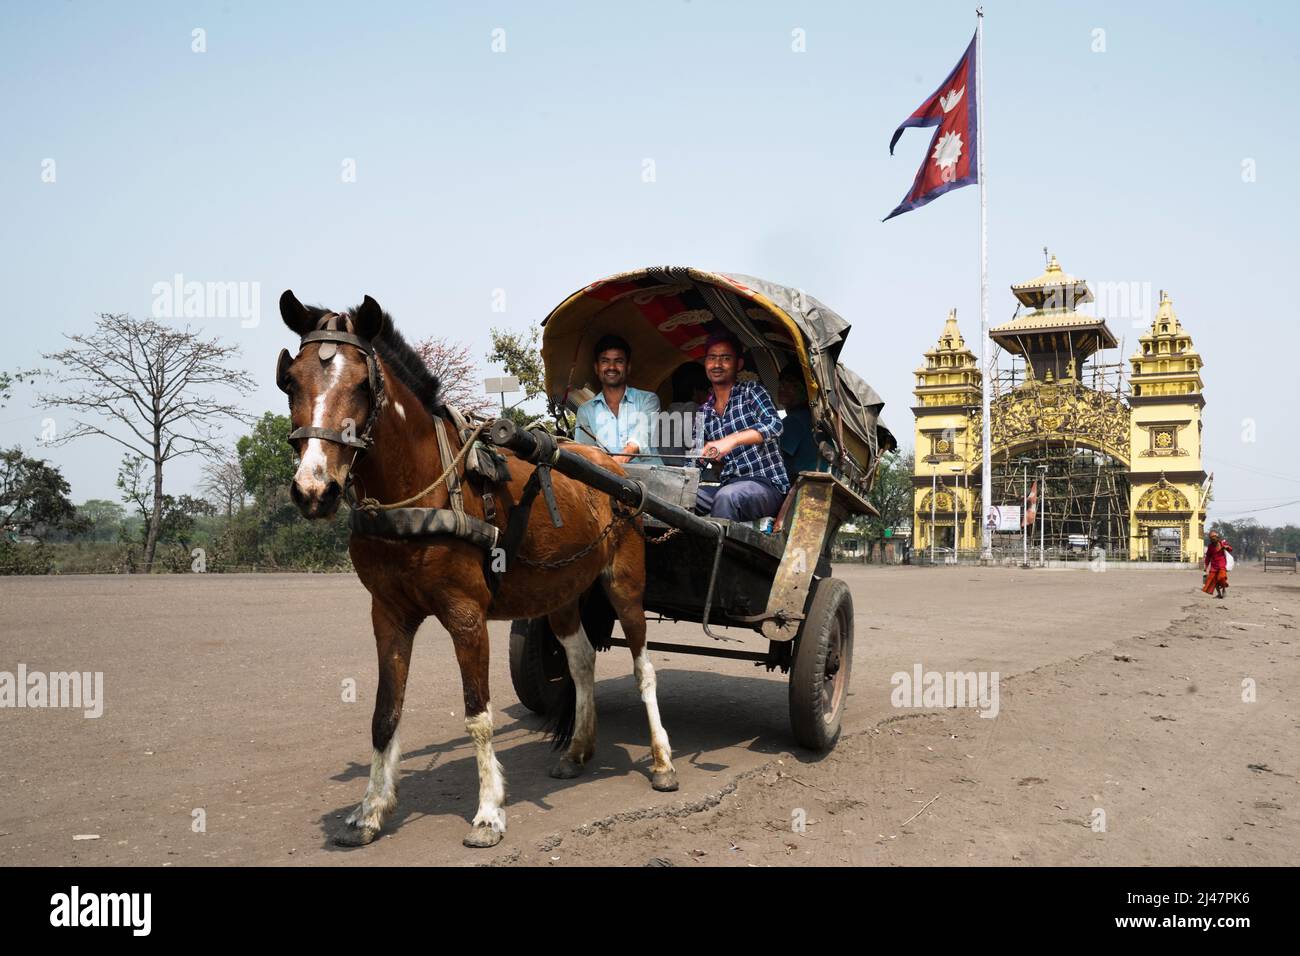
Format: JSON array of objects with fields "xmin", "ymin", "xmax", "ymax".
[{"xmin": 304, "ymin": 303, "xmax": 444, "ymax": 418}]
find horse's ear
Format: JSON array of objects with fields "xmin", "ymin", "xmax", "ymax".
[
  {"xmin": 275, "ymin": 348, "xmax": 293, "ymax": 392},
  {"xmin": 354, "ymin": 294, "xmax": 385, "ymax": 340},
  {"xmin": 280, "ymin": 290, "xmax": 314, "ymax": 336}
]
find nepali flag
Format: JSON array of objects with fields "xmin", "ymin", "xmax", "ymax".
[{"xmin": 883, "ymin": 32, "xmax": 978, "ymax": 221}]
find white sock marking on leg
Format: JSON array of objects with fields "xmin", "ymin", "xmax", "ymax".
[
  {"xmin": 346, "ymin": 723, "xmax": 401, "ymax": 831},
  {"xmin": 466, "ymin": 706, "xmax": 507, "ymax": 832},
  {"xmin": 557, "ymin": 625, "xmax": 597, "ymax": 759},
  {"xmin": 634, "ymin": 651, "xmax": 673, "ymax": 772}
]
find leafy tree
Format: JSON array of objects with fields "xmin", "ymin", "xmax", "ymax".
[
  {"xmin": 1209, "ymin": 517, "xmax": 1270, "ymax": 561},
  {"xmin": 861, "ymin": 450, "xmax": 914, "ymax": 559},
  {"xmin": 158, "ymin": 494, "xmax": 216, "ymax": 548},
  {"xmin": 486, "ymin": 326, "xmax": 545, "ymax": 403},
  {"xmin": 77, "ymin": 498, "xmax": 126, "ymax": 542},
  {"xmin": 41, "ymin": 313, "xmax": 254, "ymax": 571},
  {"xmin": 236, "ymin": 412, "xmax": 296, "ymax": 505},
  {"xmin": 1271, "ymin": 524, "xmax": 1300, "ymax": 555},
  {"xmin": 116, "ymin": 454, "xmax": 152, "ymax": 526},
  {"xmin": 0, "ymin": 446, "xmax": 81, "ymax": 541}
]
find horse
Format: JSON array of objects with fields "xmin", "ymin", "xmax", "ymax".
[{"xmin": 275, "ymin": 290, "xmax": 678, "ymax": 848}]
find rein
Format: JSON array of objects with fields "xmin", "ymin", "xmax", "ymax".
[
  {"xmin": 286, "ymin": 316, "xmax": 387, "ymax": 457},
  {"xmin": 353, "ymin": 419, "xmax": 489, "ymax": 513},
  {"xmin": 284, "ymin": 311, "xmax": 630, "ymax": 593},
  {"xmin": 284, "ymin": 312, "xmax": 499, "ymax": 566}
]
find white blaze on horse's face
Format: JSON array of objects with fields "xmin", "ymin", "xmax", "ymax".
[
  {"xmin": 296, "ymin": 352, "xmax": 344, "ymax": 495},
  {"xmin": 285, "ymin": 343, "xmax": 373, "ymax": 519}
]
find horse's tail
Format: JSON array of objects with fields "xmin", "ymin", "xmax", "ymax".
[
  {"xmin": 541, "ymin": 620, "xmax": 578, "ymax": 751},
  {"xmin": 542, "ymin": 585, "xmax": 616, "ymax": 751}
]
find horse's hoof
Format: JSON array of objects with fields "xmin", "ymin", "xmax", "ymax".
[
  {"xmin": 550, "ymin": 756, "xmax": 584, "ymax": 780},
  {"xmin": 463, "ymin": 825, "xmax": 504, "ymax": 848},
  {"xmin": 651, "ymin": 769, "xmax": 679, "ymax": 792},
  {"xmin": 334, "ymin": 824, "xmax": 380, "ymax": 847}
]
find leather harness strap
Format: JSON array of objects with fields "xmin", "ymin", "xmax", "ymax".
[
  {"xmin": 286, "ymin": 317, "xmax": 387, "ymax": 453},
  {"xmin": 284, "ymin": 312, "xmax": 501, "ymax": 588},
  {"xmin": 433, "ymin": 414, "xmax": 466, "ymax": 518},
  {"xmin": 350, "ymin": 505, "xmax": 499, "ymax": 552}
]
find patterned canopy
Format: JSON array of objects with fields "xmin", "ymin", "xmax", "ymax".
[{"xmin": 541, "ymin": 266, "xmax": 896, "ymax": 476}]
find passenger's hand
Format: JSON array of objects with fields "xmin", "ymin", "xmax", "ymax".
[{"xmin": 700, "ymin": 438, "xmax": 732, "ymax": 460}]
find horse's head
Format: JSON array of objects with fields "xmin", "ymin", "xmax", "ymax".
[{"xmin": 276, "ymin": 289, "xmax": 387, "ymax": 519}]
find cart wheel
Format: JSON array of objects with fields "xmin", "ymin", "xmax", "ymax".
[
  {"xmin": 509, "ymin": 618, "xmax": 568, "ymax": 715},
  {"xmin": 789, "ymin": 577, "xmax": 854, "ymax": 751}
]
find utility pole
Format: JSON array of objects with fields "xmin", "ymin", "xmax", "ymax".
[{"xmin": 931, "ymin": 460, "xmax": 938, "ymax": 565}]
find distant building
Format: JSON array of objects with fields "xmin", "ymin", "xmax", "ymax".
[{"xmin": 911, "ymin": 255, "xmax": 1207, "ymax": 561}]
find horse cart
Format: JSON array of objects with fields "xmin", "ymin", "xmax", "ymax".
[{"xmin": 496, "ymin": 267, "xmax": 896, "ymax": 752}]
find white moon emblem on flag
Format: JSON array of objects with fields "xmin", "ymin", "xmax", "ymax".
[{"xmin": 933, "ymin": 131, "xmax": 963, "ymax": 172}]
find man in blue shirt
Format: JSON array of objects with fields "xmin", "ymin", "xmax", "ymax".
[
  {"xmin": 695, "ymin": 332, "xmax": 789, "ymax": 520},
  {"xmin": 574, "ymin": 334, "xmax": 662, "ymax": 465},
  {"xmin": 777, "ymin": 363, "xmax": 822, "ymax": 485}
]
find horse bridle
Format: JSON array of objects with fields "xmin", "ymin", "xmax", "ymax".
[{"xmin": 281, "ymin": 311, "xmax": 388, "ymax": 470}]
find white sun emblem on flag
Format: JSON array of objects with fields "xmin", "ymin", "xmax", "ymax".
[{"xmin": 933, "ymin": 131, "xmax": 963, "ymax": 173}]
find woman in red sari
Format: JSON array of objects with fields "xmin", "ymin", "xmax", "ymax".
[{"xmin": 1202, "ymin": 531, "xmax": 1232, "ymax": 599}]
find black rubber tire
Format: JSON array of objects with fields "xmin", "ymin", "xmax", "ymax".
[
  {"xmin": 508, "ymin": 618, "xmax": 568, "ymax": 715},
  {"xmin": 789, "ymin": 577, "xmax": 854, "ymax": 752}
]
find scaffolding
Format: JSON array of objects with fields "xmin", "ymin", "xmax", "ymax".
[{"xmin": 980, "ymin": 352, "xmax": 1132, "ymax": 558}]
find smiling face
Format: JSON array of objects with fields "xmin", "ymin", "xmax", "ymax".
[
  {"xmin": 703, "ymin": 342, "xmax": 741, "ymax": 388},
  {"xmin": 594, "ymin": 347, "xmax": 629, "ymax": 390},
  {"xmin": 277, "ymin": 290, "xmax": 384, "ymax": 519}
]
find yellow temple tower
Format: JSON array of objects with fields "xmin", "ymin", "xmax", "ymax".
[
  {"xmin": 1127, "ymin": 291, "xmax": 1208, "ymax": 561},
  {"xmin": 911, "ymin": 254, "xmax": 1209, "ymax": 563},
  {"xmin": 911, "ymin": 309, "xmax": 981, "ymax": 554}
]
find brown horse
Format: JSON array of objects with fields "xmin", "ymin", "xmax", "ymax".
[{"xmin": 276, "ymin": 290, "xmax": 677, "ymax": 848}]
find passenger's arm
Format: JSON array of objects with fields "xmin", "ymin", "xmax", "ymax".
[
  {"xmin": 574, "ymin": 403, "xmax": 596, "ymax": 446},
  {"xmin": 704, "ymin": 427, "xmax": 763, "ymax": 459},
  {"xmin": 748, "ymin": 385, "xmax": 783, "ymax": 442},
  {"xmin": 620, "ymin": 391, "xmax": 659, "ymax": 462}
]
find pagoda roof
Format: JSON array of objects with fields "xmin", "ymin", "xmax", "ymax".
[
  {"xmin": 993, "ymin": 254, "xmax": 1117, "ymax": 353},
  {"xmin": 1010, "ymin": 254, "xmax": 1094, "ymax": 309},
  {"xmin": 989, "ymin": 308, "xmax": 1118, "ymax": 349}
]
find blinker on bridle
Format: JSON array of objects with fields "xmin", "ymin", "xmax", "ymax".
[{"xmin": 282, "ymin": 311, "xmax": 387, "ymax": 458}]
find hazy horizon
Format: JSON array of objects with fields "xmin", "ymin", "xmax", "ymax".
[{"xmin": 3, "ymin": 1, "xmax": 1296, "ymax": 526}]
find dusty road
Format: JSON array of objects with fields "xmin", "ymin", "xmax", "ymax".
[{"xmin": 1, "ymin": 565, "xmax": 1295, "ymax": 866}]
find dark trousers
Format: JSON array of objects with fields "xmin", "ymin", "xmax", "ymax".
[{"xmin": 695, "ymin": 479, "xmax": 786, "ymax": 521}]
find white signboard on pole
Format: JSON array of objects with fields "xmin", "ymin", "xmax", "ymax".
[
  {"xmin": 483, "ymin": 376, "xmax": 520, "ymax": 396},
  {"xmin": 986, "ymin": 505, "xmax": 1021, "ymax": 533}
]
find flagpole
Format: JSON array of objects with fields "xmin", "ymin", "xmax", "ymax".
[{"xmin": 977, "ymin": 7, "xmax": 992, "ymax": 562}]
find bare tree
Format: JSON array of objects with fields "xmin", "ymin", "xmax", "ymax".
[
  {"xmin": 42, "ymin": 313, "xmax": 255, "ymax": 570},
  {"xmin": 202, "ymin": 447, "xmax": 246, "ymax": 518},
  {"xmin": 411, "ymin": 336, "xmax": 495, "ymax": 418}
]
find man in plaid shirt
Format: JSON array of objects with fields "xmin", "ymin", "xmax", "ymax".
[{"xmin": 694, "ymin": 331, "xmax": 790, "ymax": 521}]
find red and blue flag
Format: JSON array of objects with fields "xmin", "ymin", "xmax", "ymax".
[{"xmin": 884, "ymin": 32, "xmax": 979, "ymax": 221}]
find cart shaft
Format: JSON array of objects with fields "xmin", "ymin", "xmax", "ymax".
[{"xmin": 487, "ymin": 419, "xmax": 723, "ymax": 541}]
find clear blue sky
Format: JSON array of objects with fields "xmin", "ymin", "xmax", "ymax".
[{"xmin": 3, "ymin": 0, "xmax": 1297, "ymax": 523}]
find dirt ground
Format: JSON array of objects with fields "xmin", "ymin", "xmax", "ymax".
[{"xmin": 1, "ymin": 564, "xmax": 1295, "ymax": 866}]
